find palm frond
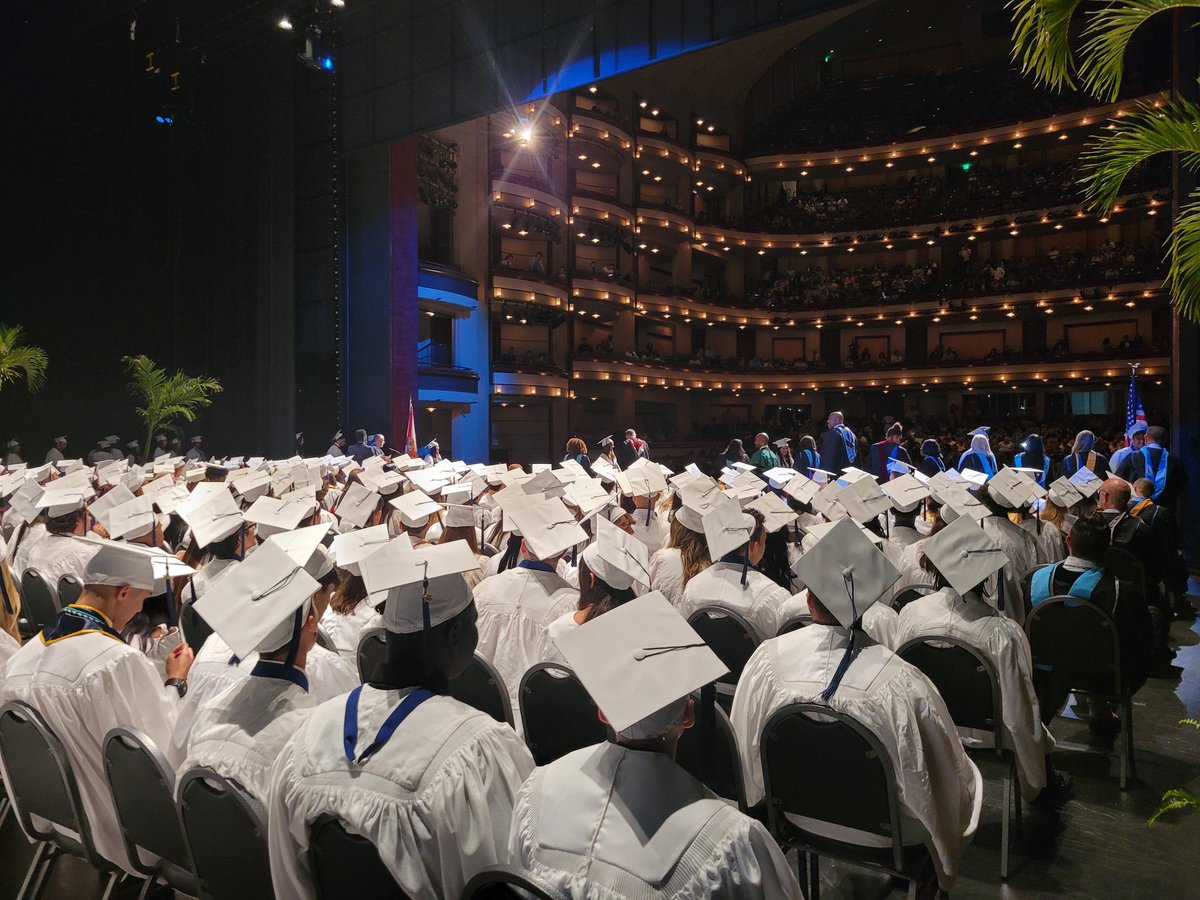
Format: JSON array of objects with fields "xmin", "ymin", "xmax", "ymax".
[
  {"xmin": 1166, "ymin": 192, "xmax": 1200, "ymax": 322},
  {"xmin": 1077, "ymin": 0, "xmax": 1200, "ymax": 101},
  {"xmin": 1148, "ymin": 788, "xmax": 1200, "ymax": 824},
  {"xmin": 0, "ymin": 324, "xmax": 49, "ymax": 391},
  {"xmin": 1078, "ymin": 98, "xmax": 1200, "ymax": 210},
  {"xmin": 1008, "ymin": 0, "xmax": 1084, "ymax": 91},
  {"xmin": 122, "ymin": 355, "xmax": 223, "ymax": 438}
]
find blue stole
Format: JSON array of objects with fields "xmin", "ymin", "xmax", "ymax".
[
  {"xmin": 1141, "ymin": 447, "xmax": 1168, "ymax": 499},
  {"xmin": 250, "ymin": 659, "xmax": 309, "ymax": 692},
  {"xmin": 42, "ymin": 604, "xmax": 124, "ymax": 645},
  {"xmin": 1014, "ymin": 453, "xmax": 1050, "ymax": 486},
  {"xmin": 924, "ymin": 455, "xmax": 945, "ymax": 473},
  {"xmin": 837, "ymin": 425, "xmax": 857, "ymax": 463},
  {"xmin": 958, "ymin": 450, "xmax": 995, "ymax": 478},
  {"xmin": 343, "ymin": 686, "xmax": 434, "ymax": 764},
  {"xmin": 801, "ymin": 448, "xmax": 820, "ymax": 474},
  {"xmin": 1030, "ymin": 563, "xmax": 1103, "ymax": 607},
  {"xmin": 518, "ymin": 559, "xmax": 555, "ymax": 573}
]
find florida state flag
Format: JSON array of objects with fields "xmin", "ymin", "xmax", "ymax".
[{"xmin": 405, "ymin": 397, "xmax": 418, "ymax": 458}]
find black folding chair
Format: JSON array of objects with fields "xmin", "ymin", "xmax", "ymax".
[
  {"xmin": 890, "ymin": 583, "xmax": 937, "ymax": 613},
  {"xmin": 460, "ymin": 865, "xmax": 569, "ymax": 899},
  {"xmin": 519, "ymin": 663, "xmax": 608, "ymax": 766},
  {"xmin": 1026, "ymin": 595, "xmax": 1136, "ymax": 789},
  {"xmin": 686, "ymin": 606, "xmax": 760, "ymax": 705},
  {"xmin": 177, "ymin": 766, "xmax": 274, "ymax": 899},
  {"xmin": 357, "ymin": 628, "xmax": 388, "ymax": 683},
  {"xmin": 760, "ymin": 702, "xmax": 932, "ymax": 900},
  {"xmin": 103, "ymin": 727, "xmax": 199, "ymax": 898},
  {"xmin": 1105, "ymin": 546, "xmax": 1147, "ymax": 597},
  {"xmin": 311, "ymin": 813, "xmax": 409, "ymax": 898},
  {"xmin": 897, "ymin": 636, "xmax": 1019, "ymax": 879},
  {"xmin": 56, "ymin": 573, "xmax": 83, "ymax": 607},
  {"xmin": 179, "ymin": 601, "xmax": 214, "ymax": 653},
  {"xmin": 19, "ymin": 568, "xmax": 60, "ymax": 632},
  {"xmin": 450, "ymin": 653, "xmax": 514, "ymax": 726},
  {"xmin": 0, "ymin": 701, "xmax": 122, "ymax": 900},
  {"xmin": 674, "ymin": 694, "xmax": 746, "ymax": 809}
]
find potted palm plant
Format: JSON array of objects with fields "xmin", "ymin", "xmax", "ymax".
[{"xmin": 124, "ymin": 355, "xmax": 223, "ymax": 463}]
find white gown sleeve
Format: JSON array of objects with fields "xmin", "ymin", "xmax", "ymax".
[{"xmin": 730, "ymin": 645, "xmax": 781, "ymax": 808}]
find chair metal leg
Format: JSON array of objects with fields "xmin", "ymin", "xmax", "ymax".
[
  {"xmin": 1014, "ymin": 759, "xmax": 1023, "ymax": 836},
  {"xmin": 808, "ymin": 852, "xmax": 820, "ymax": 900},
  {"xmin": 1119, "ymin": 703, "xmax": 1129, "ymax": 790},
  {"xmin": 98, "ymin": 871, "xmax": 121, "ymax": 900},
  {"xmin": 17, "ymin": 841, "xmax": 49, "ymax": 900},
  {"xmin": 1126, "ymin": 699, "xmax": 1137, "ymax": 781},
  {"xmin": 1001, "ymin": 760, "xmax": 1011, "ymax": 880},
  {"xmin": 135, "ymin": 876, "xmax": 157, "ymax": 900},
  {"xmin": 906, "ymin": 872, "xmax": 919, "ymax": 900}
]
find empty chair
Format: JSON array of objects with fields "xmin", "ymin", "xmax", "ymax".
[
  {"xmin": 19, "ymin": 568, "xmax": 60, "ymax": 633},
  {"xmin": 519, "ymin": 663, "xmax": 608, "ymax": 766},
  {"xmin": 897, "ymin": 636, "xmax": 1019, "ymax": 879},
  {"xmin": 760, "ymin": 702, "xmax": 934, "ymax": 900},
  {"xmin": 461, "ymin": 865, "xmax": 569, "ymax": 899},
  {"xmin": 449, "ymin": 653, "xmax": 513, "ymax": 726},
  {"xmin": 103, "ymin": 726, "xmax": 199, "ymax": 897},
  {"xmin": 179, "ymin": 601, "xmax": 214, "ymax": 653},
  {"xmin": 686, "ymin": 607, "xmax": 760, "ymax": 702},
  {"xmin": 674, "ymin": 692, "xmax": 746, "ymax": 809},
  {"xmin": 0, "ymin": 701, "xmax": 122, "ymax": 900},
  {"xmin": 890, "ymin": 583, "xmax": 937, "ymax": 613},
  {"xmin": 1025, "ymin": 595, "xmax": 1136, "ymax": 788},
  {"xmin": 310, "ymin": 814, "xmax": 408, "ymax": 898},
  {"xmin": 356, "ymin": 628, "xmax": 388, "ymax": 683},
  {"xmin": 56, "ymin": 573, "xmax": 83, "ymax": 607},
  {"xmin": 177, "ymin": 766, "xmax": 275, "ymax": 899}
]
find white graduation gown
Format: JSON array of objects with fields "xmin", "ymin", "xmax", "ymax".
[
  {"xmin": 894, "ymin": 588, "xmax": 1051, "ymax": 800},
  {"xmin": 898, "ymin": 539, "xmax": 939, "ymax": 589},
  {"xmin": 775, "ymin": 589, "xmax": 898, "ymax": 648},
  {"xmin": 319, "ymin": 598, "xmax": 378, "ymax": 662},
  {"xmin": 181, "ymin": 669, "xmax": 318, "ymax": 804},
  {"xmin": 6, "ymin": 630, "xmax": 184, "ymax": 873},
  {"xmin": 731, "ymin": 625, "xmax": 982, "ymax": 890},
  {"xmin": 188, "ymin": 557, "xmax": 237, "ymax": 604},
  {"xmin": 981, "ymin": 516, "xmax": 1038, "ymax": 626},
  {"xmin": 20, "ymin": 533, "xmax": 101, "ymax": 588},
  {"xmin": 473, "ymin": 565, "xmax": 573, "ymax": 716},
  {"xmin": 630, "ymin": 509, "xmax": 667, "ymax": 553},
  {"xmin": 888, "ymin": 522, "xmax": 923, "ymax": 548},
  {"xmin": 678, "ymin": 562, "xmax": 791, "ymax": 641},
  {"xmin": 648, "ymin": 547, "xmax": 685, "ymax": 607},
  {"xmin": 267, "ymin": 688, "xmax": 534, "ymax": 900},
  {"xmin": 1028, "ymin": 519, "xmax": 1066, "ymax": 566},
  {"xmin": 509, "ymin": 743, "xmax": 801, "ymax": 899},
  {"xmin": 10, "ymin": 523, "xmax": 49, "ymax": 581},
  {"xmin": 0, "ymin": 628, "xmax": 19, "ymax": 673}
]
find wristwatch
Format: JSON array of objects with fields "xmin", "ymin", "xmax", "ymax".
[{"xmin": 165, "ymin": 677, "xmax": 188, "ymax": 698}]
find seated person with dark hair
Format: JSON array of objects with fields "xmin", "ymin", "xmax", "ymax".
[{"xmin": 1022, "ymin": 513, "xmax": 1152, "ymax": 730}]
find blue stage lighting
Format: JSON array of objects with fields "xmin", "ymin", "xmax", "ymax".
[{"xmin": 320, "ymin": 55, "xmax": 334, "ymax": 71}]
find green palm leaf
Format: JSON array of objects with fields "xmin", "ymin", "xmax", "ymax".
[
  {"xmin": 1077, "ymin": 0, "xmax": 1200, "ymax": 101},
  {"xmin": 123, "ymin": 355, "xmax": 222, "ymax": 461},
  {"xmin": 1008, "ymin": 0, "xmax": 1085, "ymax": 90},
  {"xmin": 1166, "ymin": 192, "xmax": 1200, "ymax": 322},
  {"xmin": 0, "ymin": 324, "xmax": 49, "ymax": 392}
]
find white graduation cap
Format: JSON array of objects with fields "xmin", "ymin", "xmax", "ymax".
[
  {"xmin": 967, "ymin": 426, "xmax": 991, "ymax": 437},
  {"xmin": 582, "ymin": 516, "xmax": 651, "ymax": 591},
  {"xmin": 82, "ymin": 539, "xmax": 175, "ymax": 592},
  {"xmin": 361, "ymin": 540, "xmax": 481, "ymax": 634},
  {"xmin": 193, "ymin": 541, "xmax": 321, "ymax": 658},
  {"xmin": 882, "ymin": 473, "xmax": 930, "ymax": 513},
  {"xmin": 616, "ymin": 467, "xmax": 668, "ymax": 498},
  {"xmin": 809, "ymin": 480, "xmax": 846, "ymax": 518},
  {"xmin": 554, "ymin": 591, "xmax": 728, "ymax": 739},
  {"xmin": 265, "ymin": 522, "xmax": 335, "ymax": 580},
  {"xmin": 388, "ymin": 490, "xmax": 443, "ymax": 529},
  {"xmin": 558, "ymin": 458, "xmax": 587, "ymax": 477},
  {"xmin": 521, "ymin": 469, "xmax": 566, "ymax": 498},
  {"xmin": 773, "ymin": 437, "xmax": 792, "ymax": 449},
  {"xmin": 332, "ymin": 525, "xmax": 407, "ymax": 576},
  {"xmin": 106, "ymin": 496, "xmax": 160, "ymax": 542},
  {"xmin": 509, "ymin": 497, "xmax": 588, "ymax": 561},
  {"xmin": 230, "ymin": 469, "xmax": 272, "ymax": 503},
  {"xmin": 761, "ymin": 467, "xmax": 799, "ymax": 490},
  {"xmin": 675, "ymin": 477, "xmax": 722, "ymax": 533},
  {"xmin": 35, "ymin": 482, "xmax": 96, "ymax": 517},
  {"xmin": 88, "ymin": 484, "xmax": 137, "ymax": 531},
  {"xmin": 782, "ymin": 473, "xmax": 821, "ymax": 506},
  {"xmin": 403, "ymin": 467, "xmax": 453, "ymax": 496},
  {"xmin": 838, "ymin": 466, "xmax": 874, "ymax": 485},
  {"xmin": 959, "ymin": 468, "xmax": 989, "ymax": 489},
  {"xmin": 180, "ymin": 489, "xmax": 245, "ymax": 548},
  {"xmin": 243, "ymin": 495, "xmax": 310, "ymax": 538},
  {"xmin": 746, "ymin": 491, "xmax": 798, "ymax": 534},
  {"xmin": 940, "ymin": 484, "xmax": 991, "ymax": 523},
  {"xmin": 922, "ymin": 516, "xmax": 1007, "ymax": 597},
  {"xmin": 835, "ymin": 476, "xmax": 892, "ymax": 524},
  {"xmin": 987, "ymin": 467, "xmax": 1045, "ymax": 510},
  {"xmin": 590, "ymin": 458, "xmax": 620, "ymax": 484},
  {"xmin": 530, "ymin": 463, "xmax": 551, "ymax": 474},
  {"xmin": 791, "ymin": 518, "xmax": 900, "ymax": 631},
  {"xmin": 723, "ymin": 471, "xmax": 765, "ymax": 506},
  {"xmin": 808, "ymin": 466, "xmax": 838, "ymax": 485},
  {"xmin": 336, "ymin": 481, "xmax": 381, "ymax": 528},
  {"xmin": 701, "ymin": 494, "xmax": 756, "ymax": 560},
  {"xmin": 886, "ymin": 457, "xmax": 917, "ymax": 476},
  {"xmin": 152, "ymin": 483, "xmax": 192, "ymax": 516},
  {"xmin": 9, "ymin": 480, "xmax": 43, "ymax": 525},
  {"xmin": 802, "ymin": 518, "xmax": 885, "ymax": 545},
  {"xmin": 440, "ymin": 482, "xmax": 474, "ymax": 505},
  {"xmin": 442, "ymin": 504, "xmax": 482, "ymax": 529},
  {"xmin": 1069, "ymin": 466, "xmax": 1103, "ymax": 499},
  {"xmin": 275, "ymin": 489, "xmax": 318, "ymax": 519},
  {"xmin": 1047, "ymin": 476, "xmax": 1084, "ymax": 508}
]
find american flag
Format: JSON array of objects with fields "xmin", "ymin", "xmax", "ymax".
[{"xmin": 1125, "ymin": 365, "xmax": 1147, "ymax": 444}]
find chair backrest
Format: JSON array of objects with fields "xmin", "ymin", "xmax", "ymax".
[
  {"xmin": 1025, "ymin": 595, "xmax": 1122, "ymax": 696},
  {"xmin": 177, "ymin": 766, "xmax": 274, "ymax": 900},
  {"xmin": 180, "ymin": 601, "xmax": 214, "ymax": 653},
  {"xmin": 56, "ymin": 573, "xmax": 83, "ymax": 607},
  {"xmin": 890, "ymin": 583, "xmax": 937, "ymax": 613},
  {"xmin": 1104, "ymin": 546, "xmax": 1146, "ymax": 592},
  {"xmin": 0, "ymin": 700, "xmax": 106, "ymax": 868},
  {"xmin": 674, "ymin": 693, "xmax": 746, "ymax": 808},
  {"xmin": 686, "ymin": 606, "xmax": 760, "ymax": 685},
  {"xmin": 760, "ymin": 702, "xmax": 905, "ymax": 870},
  {"xmin": 519, "ymin": 663, "xmax": 608, "ymax": 766},
  {"xmin": 315, "ymin": 625, "xmax": 336, "ymax": 652},
  {"xmin": 357, "ymin": 628, "xmax": 388, "ymax": 683},
  {"xmin": 311, "ymin": 814, "xmax": 409, "ymax": 898},
  {"xmin": 461, "ymin": 865, "xmax": 568, "ymax": 899},
  {"xmin": 896, "ymin": 636, "xmax": 1000, "ymax": 738},
  {"xmin": 776, "ymin": 614, "xmax": 811, "ymax": 635},
  {"xmin": 19, "ymin": 567, "xmax": 60, "ymax": 631},
  {"xmin": 449, "ymin": 653, "xmax": 513, "ymax": 726}
]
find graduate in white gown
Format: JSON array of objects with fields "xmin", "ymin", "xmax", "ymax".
[
  {"xmin": 182, "ymin": 537, "xmax": 338, "ymax": 803},
  {"xmin": 18, "ymin": 485, "xmax": 102, "ymax": 587},
  {"xmin": 975, "ymin": 483, "xmax": 1038, "ymax": 627},
  {"xmin": 679, "ymin": 503, "xmax": 791, "ymax": 641},
  {"xmin": 893, "ymin": 517, "xmax": 1069, "ymax": 805},
  {"xmin": 731, "ymin": 520, "xmax": 981, "ymax": 893},
  {"xmin": 472, "ymin": 497, "xmax": 583, "ymax": 713},
  {"xmin": 0, "ymin": 542, "xmax": 196, "ymax": 874},
  {"xmin": 511, "ymin": 592, "xmax": 802, "ymax": 899},
  {"xmin": 267, "ymin": 541, "xmax": 535, "ymax": 900}
]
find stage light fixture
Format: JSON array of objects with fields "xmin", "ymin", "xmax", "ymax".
[{"xmin": 278, "ymin": 16, "xmax": 293, "ymax": 29}]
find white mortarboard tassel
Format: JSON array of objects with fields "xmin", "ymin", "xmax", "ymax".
[
  {"xmin": 553, "ymin": 592, "xmax": 728, "ymax": 739},
  {"xmin": 790, "ymin": 519, "xmax": 900, "ymax": 700},
  {"xmin": 921, "ymin": 516, "xmax": 1008, "ymax": 599}
]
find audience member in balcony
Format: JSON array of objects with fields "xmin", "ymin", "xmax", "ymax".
[
  {"xmin": 501, "ymin": 346, "xmax": 516, "ymax": 363},
  {"xmin": 529, "ymin": 251, "xmax": 545, "ymax": 274},
  {"xmin": 501, "ymin": 252, "xmax": 514, "ymax": 267},
  {"xmin": 596, "ymin": 337, "xmax": 613, "ymax": 357},
  {"xmin": 564, "ymin": 438, "xmax": 594, "ymax": 478},
  {"xmin": 556, "ymin": 266, "xmax": 567, "ymax": 282},
  {"xmin": 577, "ymin": 337, "xmax": 592, "ymax": 354}
]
